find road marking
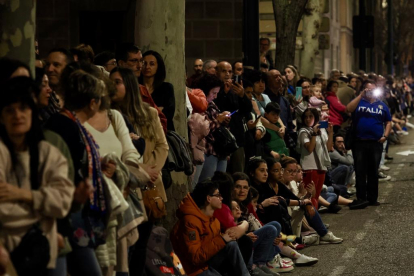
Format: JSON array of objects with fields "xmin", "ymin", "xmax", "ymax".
[
  {"xmin": 355, "ymin": 231, "xmax": 366, "ymax": 241},
  {"xmin": 329, "ymin": 266, "xmax": 346, "ymax": 276},
  {"xmin": 342, "ymin": 248, "xmax": 357, "ymax": 259}
]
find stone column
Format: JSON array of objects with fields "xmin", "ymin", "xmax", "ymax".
[
  {"xmin": 135, "ymin": 0, "xmax": 189, "ymax": 231},
  {"xmin": 0, "ymin": 0, "xmax": 36, "ymax": 76}
]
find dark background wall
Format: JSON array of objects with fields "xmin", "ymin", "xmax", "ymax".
[{"xmin": 185, "ymin": 0, "xmax": 243, "ymax": 75}]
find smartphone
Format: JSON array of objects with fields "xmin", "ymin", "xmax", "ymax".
[
  {"xmin": 319, "ymin": 121, "xmax": 328, "ymax": 128},
  {"xmin": 295, "ymin": 87, "xmax": 302, "ymax": 100},
  {"xmin": 227, "ymin": 110, "xmax": 239, "ymax": 117},
  {"xmin": 232, "ymin": 75, "xmax": 242, "ymax": 84}
]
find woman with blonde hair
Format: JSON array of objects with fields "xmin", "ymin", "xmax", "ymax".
[{"xmin": 110, "ymin": 67, "xmax": 168, "ymax": 275}]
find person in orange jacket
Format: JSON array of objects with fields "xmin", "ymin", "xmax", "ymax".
[{"xmin": 170, "ymin": 180, "xmax": 250, "ymax": 276}]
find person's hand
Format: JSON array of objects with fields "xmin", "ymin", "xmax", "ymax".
[
  {"xmin": 217, "ymin": 111, "xmax": 231, "ymax": 124},
  {"xmin": 279, "ymin": 126, "xmax": 286, "ymax": 136},
  {"xmin": 74, "ymin": 180, "xmax": 93, "ymax": 204},
  {"xmin": 247, "ymin": 120, "xmax": 258, "ymax": 130},
  {"xmin": 0, "ymin": 182, "xmax": 32, "ymax": 203},
  {"xmin": 232, "ymin": 81, "xmax": 245, "ymax": 97},
  {"xmin": 378, "ymin": 136, "xmax": 387, "ymax": 144},
  {"xmin": 246, "ymin": 232, "xmax": 258, "ymax": 243},
  {"xmin": 130, "ymin": 133, "xmax": 140, "ymax": 140},
  {"xmin": 261, "ymin": 196, "xmax": 279, "ymax": 208},
  {"xmin": 57, "ymin": 233, "xmax": 65, "ymax": 249},
  {"xmin": 222, "ymin": 232, "xmax": 236, "ymax": 243},
  {"xmin": 298, "ymin": 181, "xmax": 307, "ymax": 195},
  {"xmin": 255, "ymin": 129, "xmax": 263, "ymax": 140},
  {"xmin": 312, "ymin": 124, "xmax": 321, "ymax": 134},
  {"xmin": 303, "ymin": 198, "xmax": 313, "ymax": 205},
  {"xmin": 225, "ymin": 228, "xmax": 237, "ymax": 240},
  {"xmin": 270, "ymin": 151, "xmax": 280, "ymax": 160},
  {"xmin": 101, "ymin": 159, "xmax": 116, "ymax": 178},
  {"xmin": 305, "ymin": 181, "xmax": 316, "ymax": 197},
  {"xmin": 327, "ymin": 122, "xmax": 334, "ymax": 134},
  {"xmin": 273, "ymin": 234, "xmax": 282, "ymax": 246},
  {"xmin": 146, "ymin": 165, "xmax": 159, "ymax": 183},
  {"xmin": 224, "ymin": 79, "xmax": 232, "ymax": 93}
]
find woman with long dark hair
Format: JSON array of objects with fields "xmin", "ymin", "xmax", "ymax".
[
  {"xmin": 0, "ymin": 77, "xmax": 74, "ymax": 275},
  {"xmin": 140, "ymin": 50, "xmax": 176, "ymax": 131}
]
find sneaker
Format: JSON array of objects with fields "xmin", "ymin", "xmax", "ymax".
[
  {"xmin": 294, "ymin": 254, "xmax": 319, "ymax": 267},
  {"xmin": 385, "ymin": 155, "xmax": 394, "ymax": 160},
  {"xmin": 267, "ymin": 255, "xmax": 294, "ymax": 273},
  {"xmin": 378, "ymin": 172, "xmax": 391, "ymax": 182},
  {"xmin": 369, "ymin": 201, "xmax": 381, "ymax": 206},
  {"xmin": 348, "ymin": 199, "xmax": 369, "ymax": 210},
  {"xmin": 319, "ymin": 232, "xmax": 343, "ymax": 244},
  {"xmin": 379, "ymin": 165, "xmax": 390, "ymax": 171},
  {"xmin": 258, "ymin": 265, "xmax": 280, "ymax": 276},
  {"xmin": 250, "ymin": 266, "xmax": 273, "ymax": 276},
  {"xmin": 303, "ymin": 234, "xmax": 319, "ymax": 246},
  {"xmin": 281, "ymin": 258, "xmax": 293, "ymax": 266}
]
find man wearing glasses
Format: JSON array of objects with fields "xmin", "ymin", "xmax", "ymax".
[
  {"xmin": 171, "ymin": 180, "xmax": 250, "ymax": 276},
  {"xmin": 116, "ymin": 43, "xmax": 167, "ymax": 132},
  {"xmin": 260, "ymin": 38, "xmax": 274, "ymax": 70}
]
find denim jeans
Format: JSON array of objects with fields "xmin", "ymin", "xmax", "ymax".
[
  {"xmin": 199, "ymin": 241, "xmax": 250, "ymax": 276},
  {"xmin": 47, "ymin": 256, "xmax": 67, "ymax": 276},
  {"xmin": 330, "ymin": 164, "xmax": 354, "ymax": 186},
  {"xmin": 320, "ymin": 186, "xmax": 337, "ymax": 204},
  {"xmin": 353, "ymin": 140, "xmax": 382, "ymax": 203},
  {"xmin": 66, "ymin": 245, "xmax": 102, "ymax": 276},
  {"xmin": 198, "ymin": 154, "xmax": 227, "ymax": 183},
  {"xmin": 305, "ymin": 206, "xmax": 328, "ymax": 237},
  {"xmin": 252, "ymin": 223, "xmax": 280, "ymax": 264}
]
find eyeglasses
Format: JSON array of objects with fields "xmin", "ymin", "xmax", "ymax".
[
  {"xmin": 234, "ymin": 185, "xmax": 250, "ymax": 191},
  {"xmin": 127, "ymin": 59, "xmax": 143, "ymax": 65},
  {"xmin": 210, "ymin": 193, "xmax": 222, "ymax": 198},
  {"xmin": 285, "ymin": 169, "xmax": 297, "ymax": 175}
]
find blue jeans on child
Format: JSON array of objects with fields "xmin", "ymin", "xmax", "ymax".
[
  {"xmin": 320, "ymin": 186, "xmax": 337, "ymax": 204},
  {"xmin": 252, "ymin": 221, "xmax": 282, "ymax": 265},
  {"xmin": 193, "ymin": 154, "xmax": 227, "ymax": 187}
]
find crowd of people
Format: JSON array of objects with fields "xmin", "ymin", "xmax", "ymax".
[{"xmin": 0, "ymin": 39, "xmax": 412, "ymax": 276}]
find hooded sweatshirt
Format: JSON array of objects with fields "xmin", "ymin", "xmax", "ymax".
[{"xmin": 170, "ymin": 193, "xmax": 226, "ymax": 276}]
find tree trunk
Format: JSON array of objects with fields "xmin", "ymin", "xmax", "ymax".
[
  {"xmin": 135, "ymin": 0, "xmax": 190, "ymax": 231},
  {"xmin": 272, "ymin": 0, "xmax": 309, "ymax": 72},
  {"xmin": 0, "ymin": 0, "xmax": 36, "ymax": 76},
  {"xmin": 300, "ymin": 0, "xmax": 325, "ymax": 78}
]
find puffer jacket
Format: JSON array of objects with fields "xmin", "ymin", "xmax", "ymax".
[
  {"xmin": 170, "ymin": 194, "xmax": 226, "ymax": 276},
  {"xmin": 188, "ymin": 113, "xmax": 210, "ymax": 165}
]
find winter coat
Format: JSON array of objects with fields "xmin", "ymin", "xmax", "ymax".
[
  {"xmin": 170, "ymin": 194, "xmax": 226, "ymax": 276},
  {"xmin": 188, "ymin": 113, "xmax": 210, "ymax": 164},
  {"xmin": 326, "ymin": 91, "xmax": 347, "ymax": 126}
]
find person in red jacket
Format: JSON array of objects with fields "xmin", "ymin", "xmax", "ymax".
[
  {"xmin": 171, "ymin": 180, "xmax": 250, "ymax": 276},
  {"xmin": 326, "ymin": 80, "xmax": 348, "ymax": 133}
]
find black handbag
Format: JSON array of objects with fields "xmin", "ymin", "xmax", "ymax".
[
  {"xmin": 212, "ymin": 126, "xmax": 239, "ymax": 158},
  {"xmin": 10, "ymin": 224, "xmax": 50, "ymax": 276}
]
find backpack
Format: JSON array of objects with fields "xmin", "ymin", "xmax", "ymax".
[
  {"xmin": 212, "ymin": 126, "xmax": 239, "ymax": 158},
  {"xmin": 146, "ymin": 227, "xmax": 187, "ymax": 276}
]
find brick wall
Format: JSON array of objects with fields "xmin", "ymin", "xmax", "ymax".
[
  {"xmin": 36, "ymin": 0, "xmax": 71, "ymax": 58},
  {"xmin": 185, "ymin": 0, "xmax": 243, "ymax": 75}
]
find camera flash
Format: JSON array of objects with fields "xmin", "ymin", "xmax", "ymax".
[{"xmin": 373, "ymin": 88, "xmax": 382, "ymax": 97}]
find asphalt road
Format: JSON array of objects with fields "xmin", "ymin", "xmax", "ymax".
[{"xmin": 290, "ymin": 128, "xmax": 414, "ymax": 276}]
